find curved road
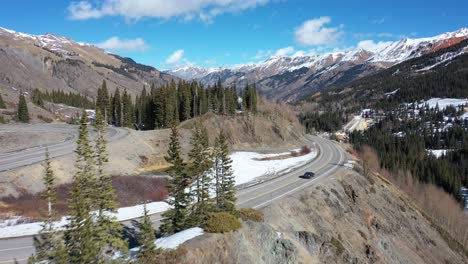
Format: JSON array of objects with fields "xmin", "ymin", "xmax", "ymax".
[
  {"xmin": 0, "ymin": 135, "xmax": 346, "ymax": 264},
  {"xmin": 0, "ymin": 124, "xmax": 129, "ymax": 172}
]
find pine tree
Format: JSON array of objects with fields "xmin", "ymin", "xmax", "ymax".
[
  {"xmin": 213, "ymin": 130, "xmax": 237, "ymax": 215},
  {"xmin": 31, "ymin": 89, "xmax": 44, "ymax": 108},
  {"xmin": 159, "ymin": 125, "xmax": 191, "ymax": 234},
  {"xmin": 228, "ymin": 85, "xmax": 237, "ymax": 114},
  {"xmin": 251, "ymin": 84, "xmax": 258, "ymax": 112},
  {"xmin": 93, "ymin": 110, "xmax": 127, "ymax": 260},
  {"xmin": 200, "ymin": 86, "xmax": 209, "ymax": 115},
  {"xmin": 188, "ymin": 125, "xmax": 213, "ymax": 226},
  {"xmin": 64, "ymin": 111, "xmax": 99, "ymax": 263},
  {"xmin": 242, "ymin": 84, "xmax": 251, "ymax": 111},
  {"xmin": 17, "ymin": 93, "xmax": 29, "ymax": 123},
  {"xmin": 0, "ymin": 93, "xmax": 5, "ymax": 109},
  {"xmin": 30, "ymin": 149, "xmax": 68, "ymax": 264},
  {"xmin": 153, "ymin": 85, "xmax": 164, "ymax": 129},
  {"xmin": 137, "ymin": 204, "xmax": 157, "ymax": 260},
  {"xmin": 96, "ymin": 81, "xmax": 110, "ymax": 123},
  {"xmin": 122, "ymin": 89, "xmax": 134, "ymax": 128},
  {"xmin": 180, "ymin": 82, "xmax": 192, "ymax": 122},
  {"xmin": 112, "ymin": 88, "xmax": 122, "ymax": 127}
]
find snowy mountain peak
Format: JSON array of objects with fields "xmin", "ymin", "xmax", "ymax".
[
  {"xmin": 167, "ymin": 27, "xmax": 468, "ymax": 81},
  {"xmin": 0, "ymin": 26, "xmax": 92, "ymax": 56}
]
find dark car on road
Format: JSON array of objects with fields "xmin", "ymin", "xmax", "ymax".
[{"xmin": 301, "ymin": 172, "xmax": 315, "ymax": 179}]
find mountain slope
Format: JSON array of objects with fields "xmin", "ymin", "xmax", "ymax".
[
  {"xmin": 0, "ymin": 27, "xmax": 178, "ymax": 104},
  {"xmin": 310, "ymin": 38, "xmax": 468, "ymax": 113},
  {"xmin": 167, "ymin": 28, "xmax": 468, "ymax": 102}
]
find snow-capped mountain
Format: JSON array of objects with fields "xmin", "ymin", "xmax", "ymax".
[
  {"xmin": 168, "ymin": 28, "xmax": 468, "ymax": 102},
  {"xmin": 0, "ymin": 26, "xmax": 177, "ymax": 103},
  {"xmin": 165, "ymin": 66, "xmax": 225, "ymax": 80},
  {"xmin": 0, "ymin": 27, "xmax": 93, "ymax": 57}
]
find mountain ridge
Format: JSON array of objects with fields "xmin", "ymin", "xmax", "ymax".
[
  {"xmin": 167, "ymin": 28, "xmax": 468, "ymax": 102},
  {"xmin": 0, "ymin": 26, "xmax": 179, "ymax": 105}
]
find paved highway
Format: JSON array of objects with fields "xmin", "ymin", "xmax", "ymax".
[
  {"xmin": 0, "ymin": 124, "xmax": 129, "ymax": 172},
  {"xmin": 0, "ymin": 135, "xmax": 346, "ymax": 264}
]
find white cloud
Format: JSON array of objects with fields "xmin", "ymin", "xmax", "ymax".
[
  {"xmin": 96, "ymin": 37, "xmax": 149, "ymax": 51},
  {"xmin": 252, "ymin": 49, "xmax": 273, "ymax": 60},
  {"xmin": 274, "ymin": 46, "xmax": 295, "ymax": 57},
  {"xmin": 371, "ymin": 17, "xmax": 387, "ymax": 25},
  {"xmin": 357, "ymin": 40, "xmax": 393, "ymax": 52},
  {"xmin": 292, "ymin": 50, "xmax": 307, "ymax": 57},
  {"xmin": 68, "ymin": 0, "xmax": 271, "ymax": 22},
  {"xmin": 294, "ymin": 17, "xmax": 342, "ymax": 46},
  {"xmin": 166, "ymin": 49, "xmax": 185, "ymax": 64}
]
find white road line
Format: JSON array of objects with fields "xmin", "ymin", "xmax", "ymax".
[{"xmin": 0, "ymin": 246, "xmax": 33, "ymax": 252}]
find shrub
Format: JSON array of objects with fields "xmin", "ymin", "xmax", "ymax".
[
  {"xmin": 203, "ymin": 212, "xmax": 242, "ymax": 233},
  {"xmin": 139, "ymin": 247, "xmax": 188, "ymax": 264},
  {"xmin": 239, "ymin": 208, "xmax": 264, "ymax": 222},
  {"xmin": 0, "ymin": 115, "xmax": 6, "ymax": 124},
  {"xmin": 330, "ymin": 237, "xmax": 345, "ymax": 255}
]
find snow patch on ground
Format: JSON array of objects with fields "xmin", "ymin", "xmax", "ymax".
[
  {"xmin": 130, "ymin": 227, "xmax": 204, "ymax": 258},
  {"xmin": 157, "ymin": 227, "xmax": 204, "ymax": 249},
  {"xmin": 427, "ymin": 149, "xmax": 449, "ymax": 158},
  {"xmin": 419, "ymin": 98, "xmax": 468, "ymax": 109},
  {"xmin": 0, "ymin": 201, "xmax": 168, "ymax": 238},
  {"xmin": 231, "ymin": 149, "xmax": 317, "ymax": 186}
]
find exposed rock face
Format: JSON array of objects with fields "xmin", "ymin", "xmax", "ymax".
[
  {"xmin": 0, "ymin": 27, "xmax": 178, "ymax": 105},
  {"xmin": 183, "ymin": 170, "xmax": 467, "ymax": 263}
]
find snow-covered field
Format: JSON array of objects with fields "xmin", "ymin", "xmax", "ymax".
[{"xmin": 0, "ymin": 148, "xmax": 317, "ymax": 238}]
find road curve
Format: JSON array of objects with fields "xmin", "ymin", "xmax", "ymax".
[
  {"xmin": 0, "ymin": 135, "xmax": 346, "ymax": 264},
  {"xmin": 0, "ymin": 124, "xmax": 129, "ymax": 172}
]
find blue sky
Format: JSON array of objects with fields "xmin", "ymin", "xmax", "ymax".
[{"xmin": 0, "ymin": 0, "xmax": 466, "ymax": 69}]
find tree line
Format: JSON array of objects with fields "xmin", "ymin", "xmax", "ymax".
[
  {"xmin": 31, "ymin": 89, "xmax": 95, "ymax": 109},
  {"xmin": 13, "ymin": 79, "xmax": 258, "ymax": 126},
  {"xmin": 96, "ymin": 79, "xmax": 258, "ymax": 130},
  {"xmin": 299, "ymin": 111, "xmax": 347, "ymax": 133},
  {"xmin": 29, "ymin": 112, "xmax": 238, "ymax": 262}
]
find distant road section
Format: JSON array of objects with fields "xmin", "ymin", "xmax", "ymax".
[{"xmin": 0, "ymin": 124, "xmax": 129, "ymax": 172}]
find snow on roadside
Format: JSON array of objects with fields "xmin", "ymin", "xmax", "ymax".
[
  {"xmin": 0, "ymin": 201, "xmax": 168, "ymax": 238},
  {"xmin": 129, "ymin": 227, "xmax": 204, "ymax": 258},
  {"xmin": 231, "ymin": 149, "xmax": 317, "ymax": 186}
]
